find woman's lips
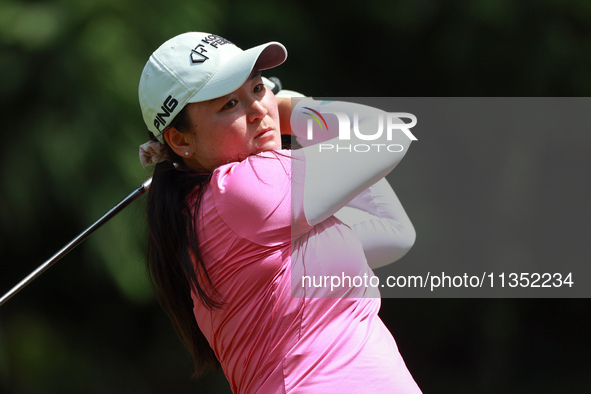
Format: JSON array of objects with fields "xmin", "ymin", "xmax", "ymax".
[{"xmin": 256, "ymin": 127, "xmax": 275, "ymax": 139}]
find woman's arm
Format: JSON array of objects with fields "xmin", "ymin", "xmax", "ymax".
[
  {"xmin": 334, "ymin": 178, "xmax": 415, "ymax": 269},
  {"xmin": 291, "ymin": 99, "xmax": 415, "ymax": 226}
]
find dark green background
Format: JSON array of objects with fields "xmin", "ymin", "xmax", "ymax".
[{"xmin": 1, "ymin": 0, "xmax": 590, "ymax": 392}]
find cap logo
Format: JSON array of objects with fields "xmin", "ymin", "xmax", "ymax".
[
  {"xmin": 154, "ymin": 95, "xmax": 179, "ymax": 131},
  {"xmin": 190, "ymin": 34, "xmax": 233, "ymax": 64}
]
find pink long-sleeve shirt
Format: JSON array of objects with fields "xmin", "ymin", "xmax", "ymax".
[{"xmin": 191, "ymin": 148, "xmax": 421, "ymax": 393}]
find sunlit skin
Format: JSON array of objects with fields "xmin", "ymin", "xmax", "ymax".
[{"xmin": 164, "ymin": 72, "xmax": 292, "ymax": 172}]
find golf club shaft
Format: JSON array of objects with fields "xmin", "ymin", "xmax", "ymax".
[{"xmin": 0, "ymin": 178, "xmax": 152, "ymax": 307}]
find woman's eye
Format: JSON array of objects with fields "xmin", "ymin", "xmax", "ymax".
[
  {"xmin": 254, "ymin": 83, "xmax": 265, "ymax": 93},
  {"xmin": 222, "ymin": 99, "xmax": 237, "ymax": 110}
]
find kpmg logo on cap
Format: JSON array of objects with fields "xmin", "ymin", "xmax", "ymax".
[{"xmin": 190, "ymin": 34, "xmax": 233, "ymax": 64}]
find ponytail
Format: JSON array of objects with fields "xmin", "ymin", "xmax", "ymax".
[{"xmin": 146, "ymin": 137, "xmax": 221, "ymax": 376}]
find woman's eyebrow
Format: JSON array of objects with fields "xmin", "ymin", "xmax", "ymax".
[
  {"xmin": 248, "ymin": 70, "xmax": 262, "ymax": 80},
  {"xmin": 204, "ymin": 70, "xmax": 262, "ymax": 106},
  {"xmin": 216, "ymin": 70, "xmax": 261, "ymax": 100}
]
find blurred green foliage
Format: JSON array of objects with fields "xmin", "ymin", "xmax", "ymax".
[{"xmin": 1, "ymin": 0, "xmax": 591, "ymax": 393}]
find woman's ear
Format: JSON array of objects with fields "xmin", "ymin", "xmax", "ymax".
[{"xmin": 163, "ymin": 127, "xmax": 191, "ymax": 158}]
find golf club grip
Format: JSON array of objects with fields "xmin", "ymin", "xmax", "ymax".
[{"xmin": 0, "ymin": 178, "xmax": 153, "ymax": 307}]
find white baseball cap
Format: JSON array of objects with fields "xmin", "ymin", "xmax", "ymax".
[{"xmin": 138, "ymin": 32, "xmax": 287, "ymax": 142}]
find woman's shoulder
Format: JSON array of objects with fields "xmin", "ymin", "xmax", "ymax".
[
  {"xmin": 202, "ymin": 149, "xmax": 293, "ymax": 209},
  {"xmin": 211, "ymin": 149, "xmax": 293, "ymax": 190},
  {"xmin": 202, "ymin": 149, "xmax": 294, "ymax": 241}
]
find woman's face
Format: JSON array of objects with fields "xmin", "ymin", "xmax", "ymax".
[{"xmin": 181, "ymin": 71, "xmax": 282, "ymax": 172}]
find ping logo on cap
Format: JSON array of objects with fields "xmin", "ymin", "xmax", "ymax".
[
  {"xmin": 154, "ymin": 95, "xmax": 179, "ymax": 131},
  {"xmin": 190, "ymin": 34, "xmax": 233, "ymax": 64}
]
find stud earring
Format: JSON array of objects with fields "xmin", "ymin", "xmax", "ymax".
[{"xmin": 184, "ymin": 152, "xmax": 189, "ymax": 156}]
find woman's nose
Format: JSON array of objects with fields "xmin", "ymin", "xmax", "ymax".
[{"xmin": 248, "ymin": 99, "xmax": 268, "ymax": 122}]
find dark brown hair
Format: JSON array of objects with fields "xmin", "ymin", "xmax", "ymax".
[
  {"xmin": 145, "ymin": 106, "xmax": 222, "ymax": 376},
  {"xmin": 145, "ymin": 100, "xmax": 295, "ymax": 377}
]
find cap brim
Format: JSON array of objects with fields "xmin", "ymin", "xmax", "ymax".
[{"xmin": 187, "ymin": 42, "xmax": 287, "ymax": 103}]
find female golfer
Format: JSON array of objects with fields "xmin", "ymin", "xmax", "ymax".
[{"xmin": 138, "ymin": 31, "xmax": 421, "ymax": 393}]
